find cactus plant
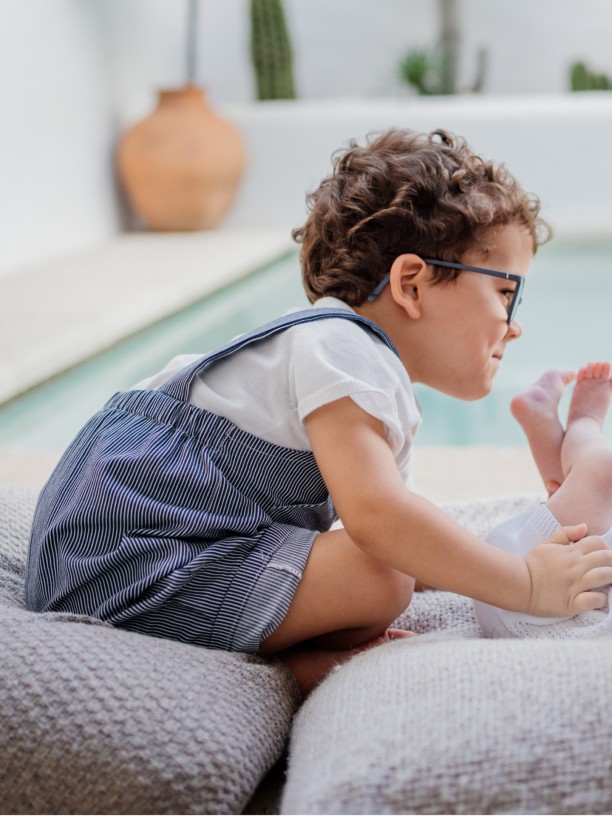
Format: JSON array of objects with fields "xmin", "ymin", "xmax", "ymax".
[
  {"xmin": 399, "ymin": 50, "xmax": 435, "ymax": 96},
  {"xmin": 398, "ymin": 0, "xmax": 486, "ymax": 96},
  {"xmin": 250, "ymin": 0, "xmax": 296, "ymax": 100},
  {"xmin": 399, "ymin": 46, "xmax": 487, "ymax": 96},
  {"xmin": 570, "ymin": 61, "xmax": 612, "ymax": 92}
]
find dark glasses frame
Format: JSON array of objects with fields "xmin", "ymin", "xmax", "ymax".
[{"xmin": 367, "ymin": 257, "xmax": 525, "ymax": 325}]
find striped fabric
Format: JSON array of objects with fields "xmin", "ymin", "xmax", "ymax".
[{"xmin": 25, "ymin": 308, "xmax": 398, "ymax": 653}]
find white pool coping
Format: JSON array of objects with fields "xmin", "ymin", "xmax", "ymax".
[{"xmin": 0, "ymin": 228, "xmax": 294, "ymax": 406}]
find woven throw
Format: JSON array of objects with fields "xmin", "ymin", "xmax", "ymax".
[{"xmin": 0, "ymin": 486, "xmax": 301, "ymax": 815}]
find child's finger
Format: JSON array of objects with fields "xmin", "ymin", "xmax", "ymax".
[
  {"xmin": 548, "ymin": 523, "xmax": 588, "ymax": 545},
  {"xmin": 571, "ymin": 590, "xmax": 610, "ymax": 614},
  {"xmin": 578, "ymin": 565, "xmax": 612, "ymax": 592},
  {"xmin": 575, "ymin": 535, "xmax": 612, "ymax": 554}
]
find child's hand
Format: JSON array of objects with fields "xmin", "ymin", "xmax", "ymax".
[{"xmin": 524, "ymin": 523, "xmax": 612, "ymax": 617}]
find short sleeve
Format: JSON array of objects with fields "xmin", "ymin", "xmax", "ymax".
[{"xmin": 288, "ymin": 318, "xmax": 420, "ymax": 458}]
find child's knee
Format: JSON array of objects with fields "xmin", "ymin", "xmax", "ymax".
[{"xmin": 372, "ymin": 563, "xmax": 415, "ymax": 623}]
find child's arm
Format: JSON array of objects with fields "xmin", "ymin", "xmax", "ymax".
[{"xmin": 305, "ymin": 397, "xmax": 612, "ymax": 617}]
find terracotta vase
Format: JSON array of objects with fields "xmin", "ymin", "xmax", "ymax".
[{"xmin": 117, "ymin": 86, "xmax": 247, "ymax": 231}]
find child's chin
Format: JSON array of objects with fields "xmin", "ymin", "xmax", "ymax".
[
  {"xmin": 441, "ymin": 379, "xmax": 494, "ymax": 401},
  {"xmin": 463, "ymin": 383, "xmax": 494, "ymax": 401}
]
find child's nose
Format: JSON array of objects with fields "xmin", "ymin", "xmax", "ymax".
[{"xmin": 507, "ymin": 318, "xmax": 523, "ymax": 340}]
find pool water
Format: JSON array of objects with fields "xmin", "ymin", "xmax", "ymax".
[
  {"xmin": 1, "ymin": 239, "xmax": 611, "ymax": 452},
  {"xmin": 0, "ymin": 251, "xmax": 308, "ymax": 452}
]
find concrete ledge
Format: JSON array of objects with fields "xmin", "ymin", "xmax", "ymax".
[
  {"xmin": 222, "ymin": 94, "xmax": 612, "ymax": 237},
  {"xmin": 0, "ymin": 228, "xmax": 293, "ymax": 405},
  {"xmin": 412, "ymin": 445, "xmax": 543, "ymax": 501}
]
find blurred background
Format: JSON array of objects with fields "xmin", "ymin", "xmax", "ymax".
[
  {"xmin": 2, "ymin": 0, "xmax": 612, "ymax": 274},
  {"xmin": 1, "ymin": 0, "xmax": 611, "ymax": 497}
]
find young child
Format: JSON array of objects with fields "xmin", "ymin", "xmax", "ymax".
[
  {"xmin": 475, "ymin": 362, "xmax": 612, "ymax": 638},
  {"xmin": 26, "ymin": 129, "xmax": 612, "ymax": 694}
]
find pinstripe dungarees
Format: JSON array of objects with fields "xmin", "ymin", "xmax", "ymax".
[{"xmin": 26, "ymin": 308, "xmax": 398, "ymax": 653}]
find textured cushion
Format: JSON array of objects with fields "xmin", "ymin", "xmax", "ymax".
[
  {"xmin": 282, "ymin": 494, "xmax": 612, "ymax": 815},
  {"xmin": 282, "ymin": 631, "xmax": 612, "ymax": 815},
  {"xmin": 0, "ymin": 487, "xmax": 301, "ymax": 815}
]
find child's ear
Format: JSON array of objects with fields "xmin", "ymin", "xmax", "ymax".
[{"xmin": 389, "ymin": 254, "xmax": 430, "ymax": 319}]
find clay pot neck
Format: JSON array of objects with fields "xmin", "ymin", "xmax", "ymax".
[{"xmin": 157, "ymin": 86, "xmax": 207, "ymax": 107}]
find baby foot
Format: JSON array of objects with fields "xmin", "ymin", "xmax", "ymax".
[
  {"xmin": 510, "ymin": 370, "xmax": 576, "ymax": 492},
  {"xmin": 510, "ymin": 369, "xmax": 576, "ymax": 432},
  {"xmin": 567, "ymin": 361, "xmax": 612, "ymax": 428}
]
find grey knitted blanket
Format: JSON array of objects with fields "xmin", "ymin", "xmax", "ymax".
[
  {"xmin": 9, "ymin": 485, "xmax": 608, "ymax": 815},
  {"xmin": 0, "ymin": 486, "xmax": 301, "ymax": 815}
]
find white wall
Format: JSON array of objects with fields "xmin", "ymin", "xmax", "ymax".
[
  {"xmin": 100, "ymin": 0, "xmax": 186, "ymax": 125},
  {"xmin": 106, "ymin": 0, "xmax": 612, "ymax": 109},
  {"xmin": 199, "ymin": 0, "xmax": 612, "ymax": 103},
  {"xmin": 0, "ymin": 0, "xmax": 118, "ymax": 275},
  {"xmin": 461, "ymin": 0, "xmax": 612, "ymax": 96},
  {"xmin": 221, "ymin": 95, "xmax": 612, "ymax": 237},
  {"xmin": 2, "ymin": 0, "xmax": 611, "ymax": 276}
]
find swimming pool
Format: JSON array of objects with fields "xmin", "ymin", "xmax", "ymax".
[{"xmin": 1, "ymin": 239, "xmax": 611, "ymax": 452}]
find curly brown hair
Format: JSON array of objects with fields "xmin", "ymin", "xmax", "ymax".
[{"xmin": 293, "ymin": 128, "xmax": 552, "ymax": 305}]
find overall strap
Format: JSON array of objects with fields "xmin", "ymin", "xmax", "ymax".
[{"xmin": 159, "ymin": 308, "xmax": 399, "ymax": 402}]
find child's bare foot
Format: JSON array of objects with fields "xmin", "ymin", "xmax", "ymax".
[
  {"xmin": 511, "ymin": 369, "xmax": 576, "ymax": 429},
  {"xmin": 510, "ymin": 369, "xmax": 576, "ymax": 491},
  {"xmin": 277, "ymin": 628, "xmax": 415, "ymax": 697},
  {"xmin": 567, "ymin": 361, "xmax": 612, "ymax": 428}
]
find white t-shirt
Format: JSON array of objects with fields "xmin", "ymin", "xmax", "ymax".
[{"xmin": 135, "ymin": 297, "xmax": 421, "ymax": 485}]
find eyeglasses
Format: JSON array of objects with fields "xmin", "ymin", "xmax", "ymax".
[{"xmin": 367, "ymin": 257, "xmax": 525, "ymax": 325}]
